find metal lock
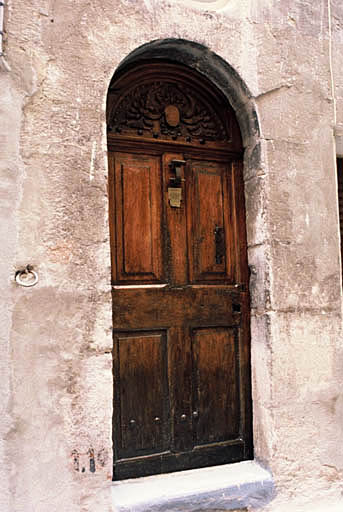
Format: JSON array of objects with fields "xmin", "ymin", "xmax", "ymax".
[{"xmin": 168, "ymin": 159, "xmax": 186, "ymax": 208}]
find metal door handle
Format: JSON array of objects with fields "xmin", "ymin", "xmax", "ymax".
[{"xmin": 169, "ymin": 159, "xmax": 186, "ymax": 186}]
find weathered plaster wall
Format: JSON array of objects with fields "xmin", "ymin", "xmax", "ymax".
[
  {"xmin": 0, "ymin": 58, "xmax": 20, "ymax": 512},
  {"xmin": 332, "ymin": 0, "xmax": 343, "ymax": 157},
  {"xmin": 0, "ymin": 0, "xmax": 343, "ymax": 511}
]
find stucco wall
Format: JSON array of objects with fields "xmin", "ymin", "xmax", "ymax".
[{"xmin": 1, "ymin": 0, "xmax": 343, "ymax": 511}]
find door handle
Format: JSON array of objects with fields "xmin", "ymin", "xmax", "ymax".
[
  {"xmin": 169, "ymin": 159, "xmax": 186, "ymax": 186},
  {"xmin": 214, "ymin": 226, "xmax": 225, "ymax": 264},
  {"xmin": 168, "ymin": 159, "xmax": 186, "ymax": 208}
]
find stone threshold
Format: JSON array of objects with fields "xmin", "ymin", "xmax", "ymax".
[{"xmin": 111, "ymin": 460, "xmax": 274, "ymax": 511}]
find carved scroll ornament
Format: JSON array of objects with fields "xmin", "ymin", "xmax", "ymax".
[{"xmin": 108, "ymin": 81, "xmax": 228, "ymax": 143}]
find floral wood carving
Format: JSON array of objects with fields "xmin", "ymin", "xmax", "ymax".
[{"xmin": 108, "ymin": 81, "xmax": 229, "ymax": 142}]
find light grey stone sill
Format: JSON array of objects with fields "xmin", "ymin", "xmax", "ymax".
[{"xmin": 111, "ymin": 460, "xmax": 274, "ymax": 511}]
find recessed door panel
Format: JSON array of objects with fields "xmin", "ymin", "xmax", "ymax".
[
  {"xmin": 113, "ymin": 153, "xmax": 163, "ymax": 283},
  {"xmin": 114, "ymin": 331, "xmax": 169, "ymax": 459},
  {"xmin": 192, "ymin": 327, "xmax": 240, "ymax": 446},
  {"xmin": 186, "ymin": 160, "xmax": 234, "ymax": 283}
]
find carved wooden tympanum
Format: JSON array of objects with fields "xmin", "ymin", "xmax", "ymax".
[
  {"xmin": 108, "ymin": 81, "xmax": 227, "ymax": 142},
  {"xmin": 107, "ymin": 62, "xmax": 242, "ymax": 150}
]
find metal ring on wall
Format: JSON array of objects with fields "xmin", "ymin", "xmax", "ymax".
[{"xmin": 15, "ymin": 268, "xmax": 38, "ymax": 287}]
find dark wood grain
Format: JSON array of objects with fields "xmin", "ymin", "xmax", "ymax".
[
  {"xmin": 114, "ymin": 332, "xmax": 169, "ymax": 458},
  {"xmin": 163, "ymin": 153, "xmax": 188, "ymax": 285},
  {"xmin": 193, "ymin": 327, "xmax": 240, "ymax": 445},
  {"xmin": 113, "ymin": 152, "xmax": 163, "ymax": 283},
  {"xmin": 186, "ymin": 160, "xmax": 234, "ymax": 283},
  {"xmin": 112, "ymin": 286, "xmax": 242, "ymax": 328},
  {"xmin": 107, "ymin": 62, "xmax": 243, "ymax": 153}
]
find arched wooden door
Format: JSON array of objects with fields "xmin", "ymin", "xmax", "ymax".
[{"xmin": 107, "ymin": 62, "xmax": 252, "ymax": 480}]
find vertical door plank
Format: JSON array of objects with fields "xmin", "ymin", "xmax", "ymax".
[
  {"xmin": 238, "ymin": 293, "xmax": 253, "ymax": 458},
  {"xmin": 163, "ymin": 153, "xmax": 188, "ymax": 285},
  {"xmin": 108, "ymin": 152, "xmax": 117, "ymax": 282},
  {"xmin": 193, "ymin": 327, "xmax": 240, "ymax": 445},
  {"xmin": 168, "ymin": 326, "xmax": 193, "ymax": 452},
  {"xmin": 232, "ymin": 160, "xmax": 249, "ymax": 286}
]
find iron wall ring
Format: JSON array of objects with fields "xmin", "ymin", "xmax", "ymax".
[{"xmin": 15, "ymin": 269, "xmax": 38, "ymax": 287}]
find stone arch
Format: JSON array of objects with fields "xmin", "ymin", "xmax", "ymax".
[{"xmin": 112, "ymin": 38, "xmax": 260, "ymax": 151}]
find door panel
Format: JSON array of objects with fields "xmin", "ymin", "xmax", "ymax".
[
  {"xmin": 112, "ymin": 287, "xmax": 242, "ymax": 329},
  {"xmin": 186, "ymin": 160, "xmax": 234, "ymax": 283},
  {"xmin": 114, "ymin": 331, "xmax": 170, "ymax": 458},
  {"xmin": 192, "ymin": 327, "xmax": 239, "ymax": 446},
  {"xmin": 113, "ymin": 152, "xmax": 163, "ymax": 283}
]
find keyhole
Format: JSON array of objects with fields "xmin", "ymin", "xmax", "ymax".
[{"xmin": 233, "ymin": 303, "xmax": 241, "ymax": 313}]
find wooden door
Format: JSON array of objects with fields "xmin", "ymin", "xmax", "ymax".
[{"xmin": 107, "ymin": 63, "xmax": 252, "ymax": 480}]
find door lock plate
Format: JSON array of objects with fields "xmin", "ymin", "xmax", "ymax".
[{"xmin": 168, "ymin": 187, "xmax": 182, "ymax": 207}]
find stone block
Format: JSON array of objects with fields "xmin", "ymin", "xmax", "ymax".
[
  {"xmin": 248, "ymin": 244, "xmax": 271, "ymax": 312},
  {"xmin": 245, "ymin": 176, "xmax": 268, "ymax": 248}
]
